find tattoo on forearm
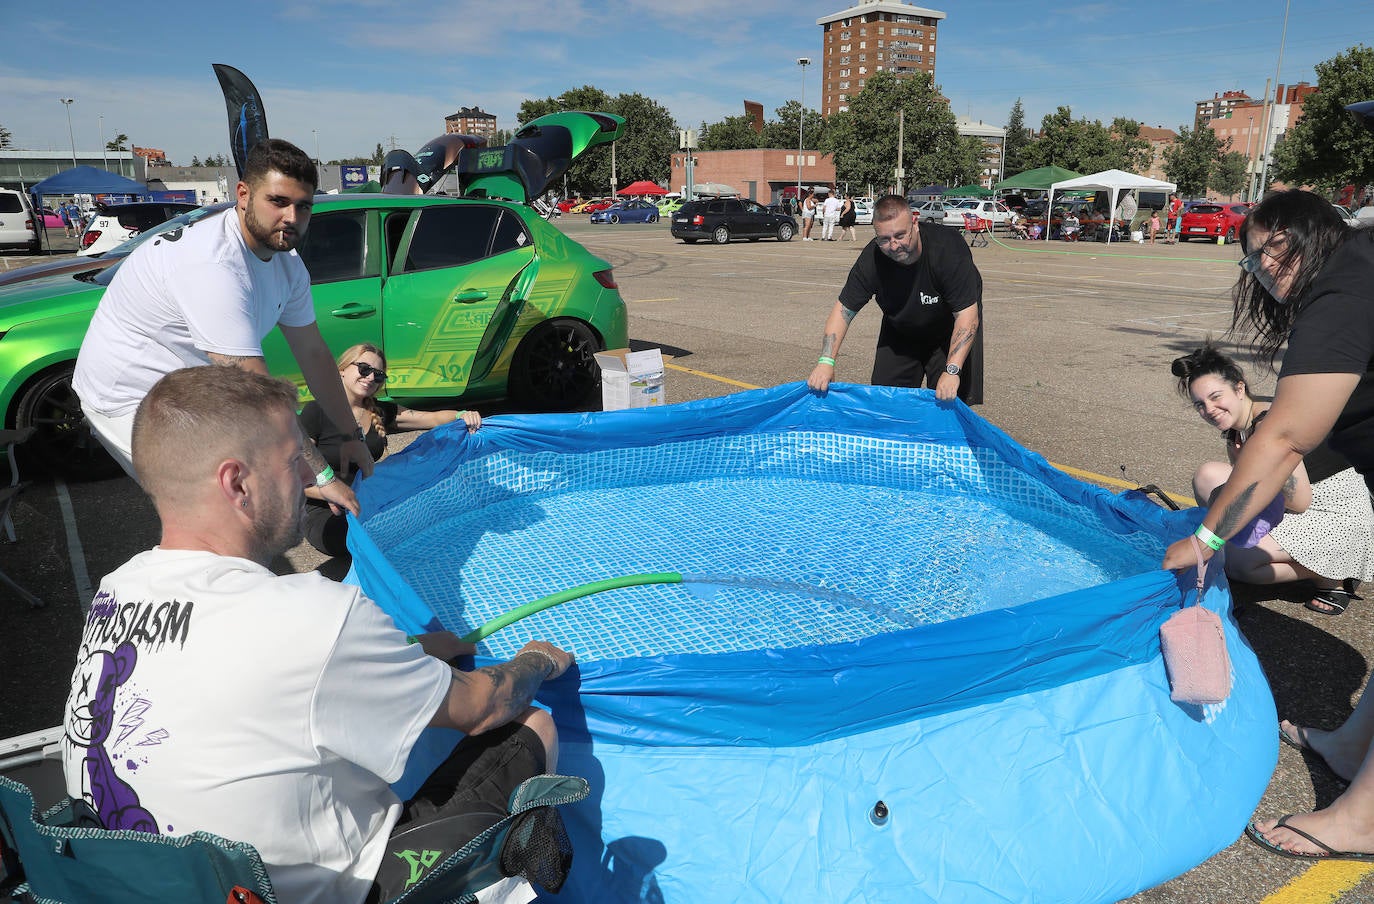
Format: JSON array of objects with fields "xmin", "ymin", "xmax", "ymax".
[
  {"xmin": 821, "ymin": 333, "xmax": 838, "ymax": 357},
  {"xmin": 948, "ymin": 327, "xmax": 976, "ymax": 357},
  {"xmin": 1215, "ymin": 483, "xmax": 1259, "ymax": 538},
  {"xmin": 296, "ymin": 421, "xmax": 330, "ymax": 474},
  {"xmin": 477, "ymin": 652, "xmax": 550, "ymax": 721},
  {"xmin": 840, "ymin": 307, "xmax": 857, "ymax": 324}
]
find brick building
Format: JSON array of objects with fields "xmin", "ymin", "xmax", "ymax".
[
  {"xmin": 1205, "ymin": 83, "xmax": 1314, "ymax": 199},
  {"xmin": 444, "ymin": 107, "xmax": 498, "ymax": 141},
  {"xmin": 817, "ymin": 0, "xmax": 946, "ymax": 116},
  {"xmin": 1137, "ymin": 126, "xmax": 1177, "ymax": 182},
  {"xmin": 669, "ymin": 148, "xmax": 836, "ymax": 204},
  {"xmin": 1195, "ymin": 90, "xmax": 1254, "ymax": 129}
]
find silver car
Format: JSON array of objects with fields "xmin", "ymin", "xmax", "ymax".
[{"xmin": 912, "ymin": 199, "xmax": 947, "ymax": 223}]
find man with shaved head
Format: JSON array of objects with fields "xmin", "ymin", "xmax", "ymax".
[
  {"xmin": 808, "ymin": 193, "xmax": 984, "ymax": 403},
  {"xmin": 62, "ymin": 365, "xmax": 576, "ymax": 903}
]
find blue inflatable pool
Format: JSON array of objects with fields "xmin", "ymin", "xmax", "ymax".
[{"xmin": 348, "ymin": 383, "xmax": 1276, "ymax": 903}]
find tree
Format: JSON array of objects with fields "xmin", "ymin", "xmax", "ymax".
[
  {"xmin": 491, "ymin": 129, "xmax": 514, "ymax": 147},
  {"xmin": 822, "ymin": 70, "xmax": 972, "ymax": 191},
  {"xmin": 1164, "ymin": 125, "xmax": 1227, "ymax": 197},
  {"xmin": 760, "ymin": 101, "xmax": 827, "ymax": 152},
  {"xmin": 698, "ymin": 115, "xmax": 760, "ymax": 151},
  {"xmin": 518, "ymin": 86, "xmax": 676, "ymax": 195},
  {"xmin": 371, "ymin": 143, "xmax": 385, "ymax": 167},
  {"xmin": 1018, "ymin": 107, "xmax": 1152, "ymax": 174},
  {"xmin": 1271, "ymin": 44, "xmax": 1374, "ymax": 191},
  {"xmin": 1002, "ymin": 99, "xmax": 1029, "ymax": 177},
  {"xmin": 1210, "ymin": 150, "xmax": 1249, "ymax": 198},
  {"xmin": 105, "ymin": 133, "xmax": 129, "ymax": 152},
  {"xmin": 191, "ymin": 155, "xmax": 202, "ymax": 167},
  {"xmin": 0, "ymin": 122, "xmax": 14, "ymax": 149}
]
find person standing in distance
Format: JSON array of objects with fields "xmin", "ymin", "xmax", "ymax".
[
  {"xmin": 74, "ymin": 138, "xmax": 370, "ymax": 513},
  {"xmin": 807, "ymin": 194, "xmax": 983, "ymax": 403}
]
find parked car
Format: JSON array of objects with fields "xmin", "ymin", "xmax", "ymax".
[
  {"xmin": 1178, "ymin": 202, "xmax": 1252, "ymax": 242},
  {"xmin": 590, "ymin": 199, "xmax": 661, "ymax": 224},
  {"xmin": 0, "ymin": 194, "xmax": 629, "ymax": 476},
  {"xmin": 913, "ymin": 199, "xmax": 948, "ymax": 224},
  {"xmin": 556, "ymin": 198, "xmax": 584, "ymax": 213},
  {"xmin": 0, "ymin": 189, "xmax": 39, "ymax": 253},
  {"xmin": 78, "ymin": 201, "xmax": 201, "ymax": 257},
  {"xmin": 942, "ymin": 199, "xmax": 1012, "ymax": 228},
  {"xmin": 583, "ymin": 198, "xmax": 616, "ymax": 213},
  {"xmin": 999, "ymin": 194, "xmax": 1029, "ymax": 212},
  {"xmin": 655, "ymin": 196, "xmax": 687, "ymax": 216},
  {"xmin": 670, "ymin": 198, "xmax": 797, "ymax": 244},
  {"xmin": 38, "ymin": 208, "xmax": 65, "ymax": 230},
  {"xmin": 569, "ymin": 198, "xmax": 602, "ymax": 214},
  {"xmin": 853, "ymin": 198, "xmax": 874, "ymax": 226}
]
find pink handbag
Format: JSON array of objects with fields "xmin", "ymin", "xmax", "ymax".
[{"xmin": 1159, "ymin": 537, "xmax": 1232, "ymax": 705}]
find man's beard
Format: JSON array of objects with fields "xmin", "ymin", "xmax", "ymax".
[
  {"xmin": 244, "ymin": 201, "xmax": 299, "ymax": 252},
  {"xmin": 249, "ymin": 489, "xmax": 305, "ymax": 562}
]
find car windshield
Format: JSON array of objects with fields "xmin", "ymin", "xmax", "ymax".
[{"xmin": 88, "ymin": 202, "xmax": 233, "ymax": 285}]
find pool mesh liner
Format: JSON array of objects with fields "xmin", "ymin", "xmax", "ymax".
[{"xmin": 365, "ymin": 431, "xmax": 1163, "ymax": 661}]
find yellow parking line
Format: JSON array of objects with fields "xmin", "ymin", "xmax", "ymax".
[
  {"xmin": 1262, "ymin": 861, "xmax": 1374, "ymax": 903},
  {"xmin": 664, "ymin": 362, "xmax": 1196, "ymax": 504}
]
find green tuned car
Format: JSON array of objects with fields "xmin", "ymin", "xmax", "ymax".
[{"xmin": 0, "ymin": 193, "xmax": 628, "ymax": 477}]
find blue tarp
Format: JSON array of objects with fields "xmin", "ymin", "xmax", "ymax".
[{"xmin": 348, "ymin": 383, "xmax": 1276, "ymax": 903}]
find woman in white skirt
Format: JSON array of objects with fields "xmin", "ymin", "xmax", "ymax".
[{"xmin": 1173, "ymin": 344, "xmax": 1374, "ymax": 614}]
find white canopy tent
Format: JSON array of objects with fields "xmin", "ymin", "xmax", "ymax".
[{"xmin": 1045, "ymin": 169, "xmax": 1177, "ymax": 243}]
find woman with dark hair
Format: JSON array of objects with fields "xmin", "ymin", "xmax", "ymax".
[
  {"xmin": 1171, "ymin": 344, "xmax": 1373, "ymax": 613},
  {"xmin": 300, "ymin": 342, "xmax": 481, "ymax": 558},
  {"xmin": 1160, "ymin": 190, "xmax": 1374, "ymax": 862}
]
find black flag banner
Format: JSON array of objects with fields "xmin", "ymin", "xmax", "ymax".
[{"xmin": 211, "ymin": 64, "xmax": 270, "ymax": 180}]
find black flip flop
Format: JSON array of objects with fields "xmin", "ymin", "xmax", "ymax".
[
  {"xmin": 1279, "ymin": 722, "xmax": 1312, "ymax": 752},
  {"xmin": 1245, "ymin": 815, "xmax": 1374, "ymax": 862},
  {"xmin": 1306, "ymin": 581, "xmax": 1361, "ymax": 616}
]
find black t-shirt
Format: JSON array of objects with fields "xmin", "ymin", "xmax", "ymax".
[
  {"xmin": 298, "ymin": 399, "xmax": 396, "ymax": 479},
  {"xmin": 1278, "ymin": 233, "xmax": 1374, "ymax": 480},
  {"xmin": 838, "ymin": 221, "xmax": 982, "ymax": 350}
]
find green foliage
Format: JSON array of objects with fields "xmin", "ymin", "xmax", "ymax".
[
  {"xmin": 698, "ymin": 115, "xmax": 760, "ymax": 151},
  {"xmin": 822, "ymin": 70, "xmax": 973, "ymax": 190},
  {"xmin": 518, "ymin": 86, "xmax": 676, "ymax": 195},
  {"xmin": 105, "ymin": 133, "xmax": 128, "ymax": 152},
  {"xmin": 1211, "ymin": 150, "xmax": 1249, "ymax": 197},
  {"xmin": 1018, "ymin": 107, "xmax": 1152, "ymax": 174},
  {"xmin": 760, "ymin": 101, "xmax": 828, "ymax": 151},
  {"xmin": 1164, "ymin": 125, "xmax": 1227, "ymax": 197},
  {"xmin": 1271, "ymin": 44, "xmax": 1374, "ymax": 191},
  {"xmin": 1002, "ymin": 99, "xmax": 1029, "ymax": 177}
]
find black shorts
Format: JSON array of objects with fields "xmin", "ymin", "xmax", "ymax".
[{"xmin": 872, "ymin": 313, "xmax": 984, "ymax": 405}]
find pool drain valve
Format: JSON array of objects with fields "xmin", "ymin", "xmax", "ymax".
[{"xmin": 869, "ymin": 800, "xmax": 889, "ymax": 827}]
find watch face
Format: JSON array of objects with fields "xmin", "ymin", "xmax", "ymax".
[{"xmin": 946, "ymin": 364, "xmax": 960, "ymax": 375}]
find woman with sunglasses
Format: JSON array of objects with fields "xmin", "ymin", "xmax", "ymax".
[
  {"xmin": 1172, "ymin": 344, "xmax": 1373, "ymax": 614},
  {"xmin": 300, "ymin": 343, "xmax": 481, "ymax": 557},
  {"xmin": 1160, "ymin": 189, "xmax": 1374, "ymax": 862}
]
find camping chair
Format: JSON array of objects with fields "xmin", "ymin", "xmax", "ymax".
[
  {"xmin": 962, "ymin": 213, "xmax": 990, "ymax": 247},
  {"xmin": 0, "ymin": 768, "xmax": 588, "ymax": 904},
  {"xmin": 0, "ymin": 427, "xmax": 42, "ymax": 608}
]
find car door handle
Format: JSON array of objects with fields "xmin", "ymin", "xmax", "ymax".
[
  {"xmin": 329, "ymin": 303, "xmax": 377, "ymax": 319},
  {"xmin": 453, "ymin": 290, "xmax": 489, "ymax": 303}
]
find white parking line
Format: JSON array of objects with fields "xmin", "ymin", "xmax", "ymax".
[{"xmin": 53, "ymin": 477, "xmax": 93, "ymax": 612}]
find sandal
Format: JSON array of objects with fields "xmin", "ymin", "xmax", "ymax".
[{"xmin": 1306, "ymin": 579, "xmax": 1362, "ymax": 616}]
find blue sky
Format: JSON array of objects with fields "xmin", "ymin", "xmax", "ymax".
[{"xmin": 1, "ymin": 0, "xmax": 1367, "ymax": 169}]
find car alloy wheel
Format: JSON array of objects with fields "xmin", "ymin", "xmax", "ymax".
[
  {"xmin": 777, "ymin": 222, "xmax": 794, "ymax": 242},
  {"xmin": 712, "ymin": 225, "xmax": 730, "ymax": 244},
  {"xmin": 13, "ymin": 363, "xmax": 123, "ymax": 479},
  {"xmin": 610, "ymin": 214, "xmax": 621, "ymax": 224},
  {"xmin": 511, "ymin": 318, "xmax": 601, "ymax": 410}
]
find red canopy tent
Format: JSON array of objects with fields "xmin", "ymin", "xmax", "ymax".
[{"xmin": 617, "ymin": 180, "xmax": 667, "ymax": 196}]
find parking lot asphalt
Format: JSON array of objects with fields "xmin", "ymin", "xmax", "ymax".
[{"xmin": 4, "ymin": 218, "xmax": 1374, "ymax": 902}]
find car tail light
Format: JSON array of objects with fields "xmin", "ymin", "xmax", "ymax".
[
  {"xmin": 592, "ymin": 269, "xmax": 618, "ymax": 290},
  {"xmin": 692, "ymin": 215, "xmax": 704, "ymax": 225},
  {"xmin": 81, "ymin": 230, "xmax": 101, "ymax": 249}
]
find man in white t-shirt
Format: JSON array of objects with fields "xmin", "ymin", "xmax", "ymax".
[
  {"xmin": 821, "ymin": 192, "xmax": 843, "ymax": 241},
  {"xmin": 73, "ymin": 139, "xmax": 369, "ymax": 514},
  {"xmin": 61, "ymin": 366, "xmax": 575, "ymax": 904}
]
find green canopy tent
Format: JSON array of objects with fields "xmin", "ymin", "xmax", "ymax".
[
  {"xmin": 994, "ymin": 165, "xmax": 1081, "ymax": 191},
  {"xmin": 948, "ymin": 184, "xmax": 993, "ymax": 198}
]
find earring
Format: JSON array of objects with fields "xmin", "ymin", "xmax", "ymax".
[{"xmin": 241, "ymin": 500, "xmax": 248, "ymax": 508}]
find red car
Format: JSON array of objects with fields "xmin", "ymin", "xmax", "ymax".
[
  {"xmin": 584, "ymin": 198, "xmax": 616, "ymax": 213},
  {"xmin": 1178, "ymin": 202, "xmax": 1252, "ymax": 242}
]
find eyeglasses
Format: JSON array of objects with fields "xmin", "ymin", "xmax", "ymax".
[
  {"xmin": 353, "ymin": 361, "xmax": 387, "ymax": 383},
  {"xmin": 1238, "ymin": 249, "xmax": 1267, "ymax": 276}
]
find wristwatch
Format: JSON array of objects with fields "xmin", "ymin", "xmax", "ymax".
[{"xmin": 945, "ymin": 363, "xmax": 962, "ymax": 376}]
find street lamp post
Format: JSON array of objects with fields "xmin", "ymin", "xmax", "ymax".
[
  {"xmin": 59, "ymin": 98, "xmax": 76, "ymax": 168},
  {"xmin": 99, "ymin": 114, "xmax": 107, "ymax": 170},
  {"xmin": 1257, "ymin": 0, "xmax": 1292, "ymax": 198},
  {"xmin": 797, "ymin": 58, "xmax": 810, "ymax": 207},
  {"xmin": 313, "ymin": 129, "xmax": 320, "ymax": 166},
  {"xmin": 1244, "ymin": 115, "xmax": 1255, "ymax": 201}
]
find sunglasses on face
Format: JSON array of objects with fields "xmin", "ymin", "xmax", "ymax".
[{"xmin": 353, "ymin": 361, "xmax": 387, "ymax": 383}]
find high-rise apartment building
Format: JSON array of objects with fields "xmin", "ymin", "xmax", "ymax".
[
  {"xmin": 816, "ymin": 0, "xmax": 946, "ymax": 116},
  {"xmin": 444, "ymin": 107, "xmax": 498, "ymax": 141}
]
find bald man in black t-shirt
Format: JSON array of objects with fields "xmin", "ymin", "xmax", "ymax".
[{"xmin": 807, "ymin": 194, "xmax": 984, "ymax": 403}]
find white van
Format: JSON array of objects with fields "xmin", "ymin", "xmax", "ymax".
[{"xmin": 0, "ymin": 189, "xmax": 39, "ymax": 252}]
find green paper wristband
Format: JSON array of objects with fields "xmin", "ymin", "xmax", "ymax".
[
  {"xmin": 1194, "ymin": 524, "xmax": 1225, "ymax": 551},
  {"xmin": 818, "ymin": 356, "xmax": 836, "ymax": 367},
  {"xmin": 315, "ymin": 465, "xmax": 336, "ymax": 487}
]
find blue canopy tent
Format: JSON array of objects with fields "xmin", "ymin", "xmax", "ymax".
[{"xmin": 28, "ymin": 166, "xmax": 147, "ymax": 208}]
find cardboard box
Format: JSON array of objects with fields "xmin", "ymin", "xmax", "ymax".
[{"xmin": 595, "ymin": 347, "xmax": 666, "ymax": 410}]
